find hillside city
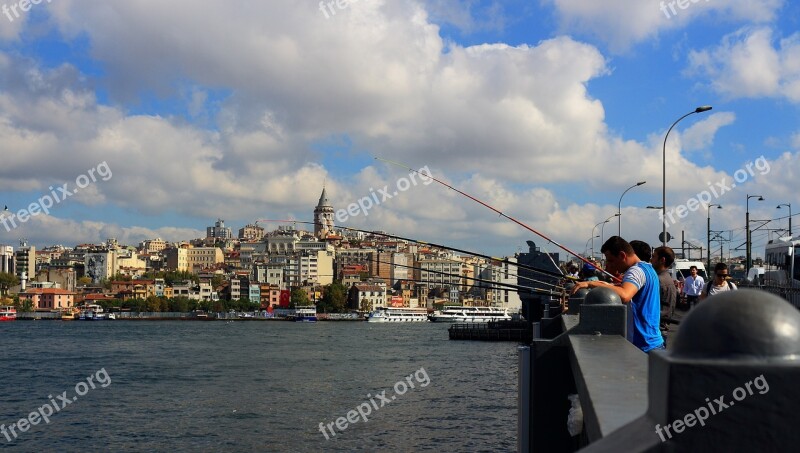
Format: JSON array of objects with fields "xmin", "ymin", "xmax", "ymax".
[{"xmin": 0, "ymin": 189, "xmax": 524, "ymax": 315}]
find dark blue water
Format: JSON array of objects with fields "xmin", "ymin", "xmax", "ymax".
[{"xmin": 0, "ymin": 321, "xmax": 518, "ymax": 452}]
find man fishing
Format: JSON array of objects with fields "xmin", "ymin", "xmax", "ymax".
[{"xmin": 570, "ymin": 236, "xmax": 665, "ymax": 353}]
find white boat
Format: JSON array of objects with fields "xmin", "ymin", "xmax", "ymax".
[
  {"xmin": 293, "ymin": 306, "xmax": 317, "ymax": 323},
  {"xmin": 429, "ymin": 306, "xmax": 512, "ymax": 323},
  {"xmin": 78, "ymin": 304, "xmax": 106, "ymax": 320},
  {"xmin": 367, "ymin": 307, "xmax": 429, "ymax": 323}
]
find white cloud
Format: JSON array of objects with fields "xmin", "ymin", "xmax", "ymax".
[
  {"xmin": 687, "ymin": 27, "xmax": 800, "ymax": 102},
  {"xmin": 546, "ymin": 0, "xmax": 783, "ymax": 52}
]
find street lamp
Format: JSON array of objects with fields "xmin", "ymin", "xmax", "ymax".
[
  {"xmin": 584, "ymin": 236, "xmax": 599, "ymax": 257},
  {"xmin": 600, "ymin": 214, "xmax": 620, "ymax": 248},
  {"xmin": 777, "ymin": 203, "xmax": 792, "ymax": 237},
  {"xmin": 591, "ymin": 220, "xmax": 607, "ymax": 259},
  {"xmin": 618, "ymin": 181, "xmax": 646, "ymax": 237},
  {"xmin": 746, "ymin": 194, "xmax": 764, "ymax": 273},
  {"xmin": 662, "ymin": 106, "xmax": 713, "ymax": 246},
  {"xmin": 707, "ymin": 204, "xmax": 722, "ymax": 271}
]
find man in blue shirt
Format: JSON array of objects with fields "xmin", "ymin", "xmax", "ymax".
[{"xmin": 571, "ymin": 236, "xmax": 664, "ymax": 352}]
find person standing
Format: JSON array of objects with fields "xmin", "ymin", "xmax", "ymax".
[
  {"xmin": 571, "ymin": 236, "xmax": 664, "ymax": 353},
  {"xmin": 701, "ymin": 262, "xmax": 737, "ymax": 300},
  {"xmin": 682, "ymin": 266, "xmax": 704, "ymax": 309},
  {"xmin": 651, "ymin": 246, "xmax": 677, "ymax": 347}
]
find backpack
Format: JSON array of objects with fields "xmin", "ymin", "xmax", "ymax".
[{"xmin": 704, "ymin": 280, "xmax": 733, "ymax": 296}]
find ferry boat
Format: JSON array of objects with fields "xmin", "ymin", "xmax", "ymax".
[
  {"xmin": 293, "ymin": 306, "xmax": 317, "ymax": 323},
  {"xmin": 429, "ymin": 306, "xmax": 512, "ymax": 323},
  {"xmin": 367, "ymin": 307, "xmax": 429, "ymax": 323},
  {"xmin": 0, "ymin": 306, "xmax": 16, "ymax": 321},
  {"xmin": 78, "ymin": 304, "xmax": 106, "ymax": 320}
]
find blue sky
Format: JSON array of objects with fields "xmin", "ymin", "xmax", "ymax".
[{"xmin": 0, "ymin": 0, "xmax": 798, "ymax": 260}]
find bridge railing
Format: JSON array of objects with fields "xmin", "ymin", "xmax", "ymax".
[{"xmin": 519, "ymin": 287, "xmax": 800, "ymax": 452}]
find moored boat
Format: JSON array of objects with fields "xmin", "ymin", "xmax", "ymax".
[
  {"xmin": 0, "ymin": 306, "xmax": 16, "ymax": 322},
  {"xmin": 293, "ymin": 306, "xmax": 317, "ymax": 322},
  {"xmin": 429, "ymin": 306, "xmax": 512, "ymax": 323},
  {"xmin": 367, "ymin": 307, "xmax": 429, "ymax": 322}
]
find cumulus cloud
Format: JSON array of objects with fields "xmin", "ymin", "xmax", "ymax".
[
  {"xmin": 687, "ymin": 27, "xmax": 800, "ymax": 102},
  {"xmin": 545, "ymin": 0, "xmax": 782, "ymax": 52}
]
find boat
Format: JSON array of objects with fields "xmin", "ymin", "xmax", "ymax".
[
  {"xmin": 106, "ymin": 313, "xmax": 116, "ymax": 320},
  {"xmin": 367, "ymin": 307, "xmax": 429, "ymax": 323},
  {"xmin": 78, "ymin": 304, "xmax": 106, "ymax": 320},
  {"xmin": 0, "ymin": 306, "xmax": 16, "ymax": 322},
  {"xmin": 293, "ymin": 306, "xmax": 317, "ymax": 323},
  {"xmin": 429, "ymin": 306, "xmax": 512, "ymax": 323},
  {"xmin": 61, "ymin": 310, "xmax": 76, "ymax": 321}
]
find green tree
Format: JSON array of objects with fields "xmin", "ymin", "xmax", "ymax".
[
  {"xmin": 0, "ymin": 272, "xmax": 20, "ymax": 297},
  {"xmin": 319, "ymin": 282, "xmax": 348, "ymax": 313},
  {"xmin": 290, "ymin": 287, "xmax": 309, "ymax": 308}
]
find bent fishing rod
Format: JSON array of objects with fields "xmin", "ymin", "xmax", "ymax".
[
  {"xmin": 373, "ymin": 157, "xmax": 621, "ymax": 283},
  {"xmin": 256, "ymin": 219, "xmax": 566, "ymax": 281}
]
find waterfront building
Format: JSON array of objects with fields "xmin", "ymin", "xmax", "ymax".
[
  {"xmin": 35, "ymin": 268, "xmax": 77, "ymax": 293},
  {"xmin": 348, "ymin": 283, "xmax": 388, "ymax": 311},
  {"xmin": 19, "ymin": 288, "xmax": 75, "ymax": 311}
]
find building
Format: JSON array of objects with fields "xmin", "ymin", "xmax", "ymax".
[
  {"xmin": 14, "ymin": 242, "xmax": 35, "ymax": 283},
  {"xmin": 139, "ymin": 238, "xmax": 167, "ymax": 253},
  {"xmin": 418, "ymin": 257, "xmax": 464, "ymax": 287},
  {"xmin": 230, "ymin": 274, "xmax": 250, "ymax": 301},
  {"xmin": 187, "ymin": 247, "xmax": 224, "ymax": 273},
  {"xmin": 239, "ymin": 224, "xmax": 265, "ymax": 242},
  {"xmin": 314, "ymin": 187, "xmax": 335, "ymax": 239},
  {"xmin": 35, "ymin": 268, "xmax": 77, "ymax": 293},
  {"xmin": 481, "ymin": 258, "xmax": 522, "ymax": 312},
  {"xmin": 206, "ymin": 219, "xmax": 233, "ymax": 244},
  {"xmin": 165, "ymin": 246, "xmax": 189, "ymax": 272},
  {"xmin": 19, "ymin": 288, "xmax": 76, "ymax": 311},
  {"xmin": 0, "ymin": 244, "xmax": 13, "ymax": 274},
  {"xmin": 348, "ymin": 283, "xmax": 387, "ymax": 311},
  {"xmin": 84, "ymin": 249, "xmax": 117, "ymax": 284}
]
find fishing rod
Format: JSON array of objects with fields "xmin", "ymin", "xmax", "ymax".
[
  {"xmin": 365, "ymin": 256, "xmax": 566, "ymax": 293},
  {"xmin": 393, "ymin": 277, "xmax": 561, "ymax": 296},
  {"xmin": 373, "ymin": 156, "xmax": 621, "ymax": 283},
  {"xmin": 256, "ymin": 219, "xmax": 566, "ymax": 281}
]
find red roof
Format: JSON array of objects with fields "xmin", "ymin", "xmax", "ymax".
[{"xmin": 21, "ymin": 288, "xmax": 75, "ymax": 295}]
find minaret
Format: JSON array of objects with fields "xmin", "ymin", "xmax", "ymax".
[{"xmin": 314, "ymin": 187, "xmax": 334, "ymax": 239}]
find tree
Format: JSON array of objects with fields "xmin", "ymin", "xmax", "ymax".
[
  {"xmin": 290, "ymin": 287, "xmax": 309, "ymax": 308},
  {"xmin": 77, "ymin": 276, "xmax": 93, "ymax": 287},
  {"xmin": 319, "ymin": 282, "xmax": 348, "ymax": 313},
  {"xmin": 0, "ymin": 272, "xmax": 19, "ymax": 297}
]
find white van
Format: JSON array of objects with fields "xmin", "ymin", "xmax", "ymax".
[{"xmin": 669, "ymin": 259, "xmax": 707, "ymax": 282}]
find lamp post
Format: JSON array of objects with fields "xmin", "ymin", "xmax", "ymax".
[
  {"xmin": 600, "ymin": 214, "xmax": 620, "ymax": 249},
  {"xmin": 591, "ymin": 220, "xmax": 607, "ymax": 259},
  {"xmin": 584, "ymin": 236, "xmax": 599, "ymax": 257},
  {"xmin": 662, "ymin": 106, "xmax": 713, "ymax": 246},
  {"xmin": 707, "ymin": 204, "xmax": 721, "ymax": 271},
  {"xmin": 746, "ymin": 194, "xmax": 764, "ymax": 273},
  {"xmin": 618, "ymin": 181, "xmax": 646, "ymax": 237},
  {"xmin": 777, "ymin": 203, "xmax": 792, "ymax": 237}
]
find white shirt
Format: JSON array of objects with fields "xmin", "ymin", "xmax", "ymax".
[
  {"xmin": 707, "ymin": 280, "xmax": 737, "ymax": 297},
  {"xmin": 683, "ymin": 275, "xmax": 705, "ymax": 296}
]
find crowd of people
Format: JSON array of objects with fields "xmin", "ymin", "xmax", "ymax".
[{"xmin": 567, "ymin": 236, "xmax": 737, "ymax": 353}]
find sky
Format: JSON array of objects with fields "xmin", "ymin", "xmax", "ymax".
[{"xmin": 0, "ymin": 0, "xmax": 798, "ymax": 261}]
